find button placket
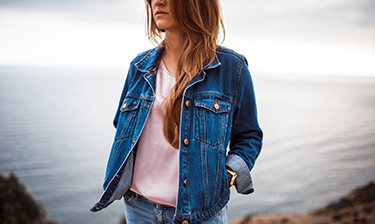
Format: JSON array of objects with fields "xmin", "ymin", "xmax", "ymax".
[{"xmin": 182, "ymin": 98, "xmax": 190, "ymax": 147}]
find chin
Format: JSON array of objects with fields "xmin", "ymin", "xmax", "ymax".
[{"xmin": 156, "ymin": 24, "xmax": 168, "ymax": 31}]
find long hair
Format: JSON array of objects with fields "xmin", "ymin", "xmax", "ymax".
[{"xmin": 145, "ymin": 0, "xmax": 225, "ymax": 148}]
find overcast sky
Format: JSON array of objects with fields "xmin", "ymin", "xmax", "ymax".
[{"xmin": 1, "ymin": 0, "xmax": 374, "ymax": 76}]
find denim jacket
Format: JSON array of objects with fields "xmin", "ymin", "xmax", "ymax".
[{"xmin": 90, "ymin": 45, "xmax": 263, "ymax": 223}]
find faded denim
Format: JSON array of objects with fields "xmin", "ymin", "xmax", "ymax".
[
  {"xmin": 124, "ymin": 190, "xmax": 227, "ymax": 224},
  {"xmin": 91, "ymin": 45, "xmax": 263, "ymax": 224}
]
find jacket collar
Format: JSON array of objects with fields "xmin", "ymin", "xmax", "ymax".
[
  {"xmin": 135, "ymin": 45, "xmax": 164, "ymax": 73},
  {"xmin": 204, "ymin": 53, "xmax": 221, "ymax": 70},
  {"xmin": 135, "ymin": 45, "xmax": 221, "ymax": 73}
]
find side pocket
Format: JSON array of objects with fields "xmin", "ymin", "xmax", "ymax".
[{"xmin": 205, "ymin": 206, "xmax": 227, "ymax": 223}]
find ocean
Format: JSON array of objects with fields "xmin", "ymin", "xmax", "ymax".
[{"xmin": 0, "ymin": 66, "xmax": 374, "ymax": 224}]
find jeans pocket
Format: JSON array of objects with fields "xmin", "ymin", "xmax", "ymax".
[{"xmin": 203, "ymin": 206, "xmax": 227, "ymax": 224}]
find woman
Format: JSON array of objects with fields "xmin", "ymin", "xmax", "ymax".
[{"xmin": 91, "ymin": 0, "xmax": 263, "ymax": 223}]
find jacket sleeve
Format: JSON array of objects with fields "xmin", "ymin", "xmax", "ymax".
[{"xmin": 226, "ymin": 59, "xmax": 263, "ymax": 194}]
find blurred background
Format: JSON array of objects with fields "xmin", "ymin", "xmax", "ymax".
[{"xmin": 0, "ymin": 0, "xmax": 374, "ymax": 223}]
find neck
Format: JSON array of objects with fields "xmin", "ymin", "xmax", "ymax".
[{"xmin": 162, "ymin": 30, "xmax": 184, "ymax": 74}]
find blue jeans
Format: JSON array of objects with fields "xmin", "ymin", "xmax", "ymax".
[{"xmin": 124, "ymin": 191, "xmax": 227, "ymax": 224}]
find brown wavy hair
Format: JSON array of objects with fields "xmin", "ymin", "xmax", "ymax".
[{"xmin": 145, "ymin": 0, "xmax": 225, "ymax": 148}]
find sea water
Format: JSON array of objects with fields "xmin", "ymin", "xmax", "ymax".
[{"xmin": 0, "ymin": 66, "xmax": 374, "ymax": 224}]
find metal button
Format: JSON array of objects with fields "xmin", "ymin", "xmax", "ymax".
[
  {"xmin": 184, "ymin": 179, "xmax": 187, "ymax": 185},
  {"xmin": 185, "ymin": 100, "xmax": 190, "ymax": 107},
  {"xmin": 122, "ymin": 100, "xmax": 129, "ymax": 109},
  {"xmin": 214, "ymin": 99, "xmax": 219, "ymax": 110},
  {"xmin": 182, "ymin": 220, "xmax": 188, "ymax": 224},
  {"xmin": 184, "ymin": 139, "xmax": 189, "ymax": 145}
]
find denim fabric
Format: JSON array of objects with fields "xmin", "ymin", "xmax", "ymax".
[
  {"xmin": 91, "ymin": 45, "xmax": 263, "ymax": 223},
  {"xmin": 124, "ymin": 191, "xmax": 227, "ymax": 224}
]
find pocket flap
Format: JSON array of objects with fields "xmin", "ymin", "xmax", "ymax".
[
  {"xmin": 120, "ymin": 98, "xmax": 141, "ymax": 112},
  {"xmin": 194, "ymin": 96, "xmax": 231, "ymax": 113}
]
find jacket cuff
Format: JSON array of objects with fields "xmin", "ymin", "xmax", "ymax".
[{"xmin": 225, "ymin": 154, "xmax": 254, "ymax": 194}]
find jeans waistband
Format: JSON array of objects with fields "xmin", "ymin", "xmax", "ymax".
[{"xmin": 124, "ymin": 190, "xmax": 175, "ymax": 209}]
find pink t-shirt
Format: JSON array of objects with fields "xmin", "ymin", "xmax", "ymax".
[{"xmin": 130, "ymin": 59, "xmax": 179, "ymax": 207}]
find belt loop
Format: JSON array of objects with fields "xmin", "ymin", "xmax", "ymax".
[{"xmin": 133, "ymin": 191, "xmax": 139, "ymax": 200}]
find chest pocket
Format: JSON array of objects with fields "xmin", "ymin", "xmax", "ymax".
[
  {"xmin": 115, "ymin": 97, "xmax": 141, "ymax": 140},
  {"xmin": 194, "ymin": 95, "xmax": 231, "ymax": 147}
]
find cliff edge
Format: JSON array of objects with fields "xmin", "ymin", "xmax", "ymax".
[{"xmin": 232, "ymin": 181, "xmax": 375, "ymax": 224}]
